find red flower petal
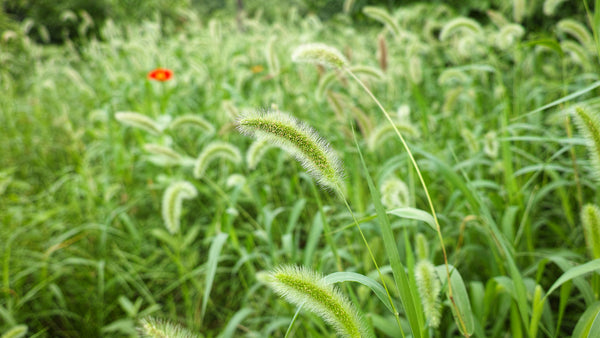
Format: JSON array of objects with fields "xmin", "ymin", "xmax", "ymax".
[{"xmin": 148, "ymin": 68, "xmax": 173, "ymax": 81}]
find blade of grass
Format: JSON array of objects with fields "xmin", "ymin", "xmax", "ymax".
[
  {"xmin": 324, "ymin": 271, "xmax": 397, "ymax": 313},
  {"xmin": 202, "ymin": 233, "xmax": 228, "ymax": 322},
  {"xmin": 354, "ymin": 132, "xmax": 425, "ymax": 338},
  {"xmin": 544, "ymin": 258, "xmax": 600, "ymax": 299}
]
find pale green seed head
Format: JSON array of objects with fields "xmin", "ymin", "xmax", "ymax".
[
  {"xmin": 265, "ymin": 265, "xmax": 369, "ymax": 338},
  {"xmin": 193, "ymin": 141, "xmax": 242, "ymax": 179},
  {"xmin": 573, "ymin": 107, "xmax": 600, "ymax": 181},
  {"xmin": 581, "ymin": 204, "xmax": 600, "ymax": 260},
  {"xmin": 292, "ymin": 43, "xmax": 348, "ymax": 69},
  {"xmin": 162, "ymin": 181, "xmax": 197, "ymax": 234},
  {"xmin": 237, "ymin": 110, "xmax": 344, "ymax": 192},
  {"xmin": 138, "ymin": 317, "xmax": 200, "ymax": 338},
  {"xmin": 415, "ymin": 260, "xmax": 442, "ymax": 328}
]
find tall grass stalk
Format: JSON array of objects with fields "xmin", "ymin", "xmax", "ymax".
[{"xmin": 346, "ymin": 61, "xmax": 467, "ymax": 335}]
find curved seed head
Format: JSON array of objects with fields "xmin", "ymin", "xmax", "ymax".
[
  {"xmin": 264, "ymin": 265, "xmax": 369, "ymax": 338},
  {"xmin": 292, "ymin": 43, "xmax": 348, "ymax": 69},
  {"xmin": 162, "ymin": 181, "xmax": 197, "ymax": 234},
  {"xmin": 193, "ymin": 141, "xmax": 242, "ymax": 179},
  {"xmin": 236, "ymin": 109, "xmax": 344, "ymax": 192}
]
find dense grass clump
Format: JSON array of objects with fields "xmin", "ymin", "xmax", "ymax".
[{"xmin": 2, "ymin": 2, "xmax": 600, "ymax": 337}]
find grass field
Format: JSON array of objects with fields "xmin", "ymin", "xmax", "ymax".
[{"xmin": 2, "ymin": 2, "xmax": 600, "ymax": 337}]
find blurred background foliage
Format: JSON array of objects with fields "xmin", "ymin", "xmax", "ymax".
[
  {"xmin": 0, "ymin": 0, "xmax": 588, "ymax": 80},
  {"xmin": 1, "ymin": 0, "xmax": 588, "ymax": 43}
]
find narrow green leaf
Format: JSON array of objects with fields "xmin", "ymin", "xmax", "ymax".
[
  {"xmin": 218, "ymin": 308, "xmax": 253, "ymax": 338},
  {"xmin": 202, "ymin": 233, "xmax": 228, "ymax": 320},
  {"xmin": 355, "ymin": 135, "xmax": 424, "ymax": 337},
  {"xmin": 545, "ymin": 259, "xmax": 600, "ymax": 299},
  {"xmin": 517, "ymin": 81, "xmax": 600, "ymax": 121},
  {"xmin": 303, "ymin": 211, "xmax": 323, "ymax": 266},
  {"xmin": 435, "ymin": 265, "xmax": 475, "ymax": 336},
  {"xmin": 572, "ymin": 301, "xmax": 600, "ymax": 338},
  {"xmin": 387, "ymin": 207, "xmax": 436, "ymax": 230},
  {"xmin": 324, "ymin": 271, "xmax": 396, "ymax": 313}
]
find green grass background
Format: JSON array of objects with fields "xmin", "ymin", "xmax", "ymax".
[{"xmin": 2, "ymin": 1, "xmax": 600, "ymax": 336}]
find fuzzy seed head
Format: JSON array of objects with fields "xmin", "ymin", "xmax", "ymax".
[
  {"xmin": 162, "ymin": 181, "xmax": 197, "ymax": 234},
  {"xmin": 439, "ymin": 17, "xmax": 482, "ymax": 41},
  {"xmin": 573, "ymin": 107, "xmax": 600, "ymax": 181},
  {"xmin": 292, "ymin": 43, "xmax": 348, "ymax": 69},
  {"xmin": 483, "ymin": 131, "xmax": 499, "ymax": 159},
  {"xmin": 237, "ymin": 110, "xmax": 344, "ymax": 191},
  {"xmin": 380, "ymin": 176, "xmax": 410, "ymax": 209},
  {"xmin": 543, "ymin": 0, "xmax": 567, "ymax": 16},
  {"xmin": 138, "ymin": 317, "xmax": 200, "ymax": 338},
  {"xmin": 1, "ymin": 325, "xmax": 28, "ymax": 338},
  {"xmin": 246, "ymin": 138, "xmax": 277, "ymax": 170},
  {"xmin": 581, "ymin": 204, "xmax": 600, "ymax": 259},
  {"xmin": 168, "ymin": 114, "xmax": 215, "ymax": 135},
  {"xmin": 415, "ymin": 260, "xmax": 442, "ymax": 328},
  {"xmin": 415, "ymin": 233, "xmax": 430, "ymax": 261},
  {"xmin": 265, "ymin": 265, "xmax": 369, "ymax": 338},
  {"xmin": 144, "ymin": 144, "xmax": 183, "ymax": 162},
  {"xmin": 193, "ymin": 141, "xmax": 242, "ymax": 179},
  {"xmin": 115, "ymin": 112, "xmax": 163, "ymax": 135}
]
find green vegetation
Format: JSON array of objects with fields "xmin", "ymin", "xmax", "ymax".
[{"xmin": 2, "ymin": 1, "xmax": 600, "ymax": 337}]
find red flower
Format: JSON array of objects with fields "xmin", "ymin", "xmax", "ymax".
[{"xmin": 148, "ymin": 68, "xmax": 173, "ymax": 82}]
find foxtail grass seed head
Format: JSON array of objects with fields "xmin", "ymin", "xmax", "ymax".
[
  {"xmin": 237, "ymin": 109, "xmax": 344, "ymax": 191},
  {"xmin": 265, "ymin": 265, "xmax": 370, "ymax": 338},
  {"xmin": 396, "ymin": 104, "xmax": 411, "ymax": 122},
  {"xmin": 193, "ymin": 141, "xmax": 242, "ymax": 179},
  {"xmin": 226, "ymin": 173, "xmax": 247, "ymax": 189},
  {"xmin": 561, "ymin": 40, "xmax": 591, "ymax": 67},
  {"xmin": 483, "ymin": 131, "xmax": 499, "ymax": 159},
  {"xmin": 581, "ymin": 204, "xmax": 600, "ymax": 260},
  {"xmin": 138, "ymin": 317, "xmax": 200, "ymax": 338},
  {"xmin": 368, "ymin": 122, "xmax": 419, "ymax": 151},
  {"xmin": 115, "ymin": 112, "xmax": 163, "ymax": 135},
  {"xmin": 408, "ymin": 55, "xmax": 423, "ymax": 84},
  {"xmin": 415, "ymin": 233, "xmax": 430, "ymax": 261},
  {"xmin": 557, "ymin": 19, "xmax": 592, "ymax": 47},
  {"xmin": 362, "ymin": 6, "xmax": 401, "ymax": 37},
  {"xmin": 461, "ymin": 128, "xmax": 480, "ymax": 154},
  {"xmin": 246, "ymin": 138, "xmax": 277, "ymax": 170},
  {"xmin": 265, "ymin": 36, "xmax": 280, "ymax": 75},
  {"xmin": 415, "ymin": 260, "xmax": 442, "ymax": 329},
  {"xmin": 573, "ymin": 107, "xmax": 600, "ymax": 181},
  {"xmin": 543, "ymin": 0, "xmax": 567, "ymax": 16},
  {"xmin": 513, "ymin": 0, "xmax": 525, "ymax": 22},
  {"xmin": 380, "ymin": 176, "xmax": 410, "ymax": 209},
  {"xmin": 439, "ymin": 17, "xmax": 482, "ymax": 41},
  {"xmin": 162, "ymin": 181, "xmax": 197, "ymax": 235},
  {"xmin": 168, "ymin": 114, "xmax": 215, "ymax": 135},
  {"xmin": 1, "ymin": 325, "xmax": 28, "ymax": 338},
  {"xmin": 496, "ymin": 24, "xmax": 525, "ymax": 50},
  {"xmin": 143, "ymin": 144, "xmax": 183, "ymax": 162},
  {"xmin": 292, "ymin": 43, "xmax": 348, "ymax": 69}
]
